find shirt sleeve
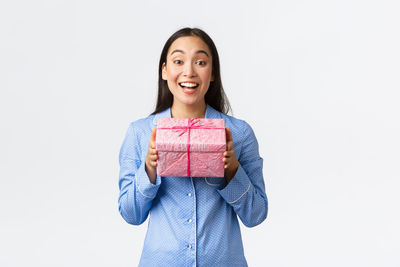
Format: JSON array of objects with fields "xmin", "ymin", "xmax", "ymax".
[
  {"xmin": 217, "ymin": 121, "xmax": 268, "ymax": 227},
  {"xmin": 118, "ymin": 122, "xmax": 161, "ymax": 225}
]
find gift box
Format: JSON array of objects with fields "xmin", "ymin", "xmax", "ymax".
[{"xmin": 156, "ymin": 118, "xmax": 226, "ymax": 177}]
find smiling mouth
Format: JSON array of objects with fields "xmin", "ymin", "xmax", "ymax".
[{"xmin": 179, "ymin": 82, "xmax": 199, "ymax": 89}]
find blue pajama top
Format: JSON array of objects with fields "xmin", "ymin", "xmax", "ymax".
[{"xmin": 118, "ymin": 104, "xmax": 268, "ymax": 267}]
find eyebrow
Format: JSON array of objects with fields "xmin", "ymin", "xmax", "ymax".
[{"xmin": 170, "ymin": 49, "xmax": 209, "ymax": 57}]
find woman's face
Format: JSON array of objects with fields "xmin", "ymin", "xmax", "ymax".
[{"xmin": 162, "ymin": 36, "xmax": 214, "ymax": 108}]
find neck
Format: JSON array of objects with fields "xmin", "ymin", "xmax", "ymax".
[{"xmin": 171, "ymin": 102, "xmax": 207, "ymax": 118}]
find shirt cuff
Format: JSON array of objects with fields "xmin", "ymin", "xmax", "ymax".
[
  {"xmin": 217, "ymin": 164, "xmax": 252, "ymax": 204},
  {"xmin": 136, "ymin": 161, "xmax": 161, "ymax": 199}
]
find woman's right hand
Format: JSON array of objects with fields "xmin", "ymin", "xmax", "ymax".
[{"xmin": 145, "ymin": 128, "xmax": 158, "ymax": 184}]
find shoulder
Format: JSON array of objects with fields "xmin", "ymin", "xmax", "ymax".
[
  {"xmin": 218, "ymin": 112, "xmax": 259, "ymax": 160},
  {"xmin": 125, "ymin": 114, "xmax": 156, "ymax": 140},
  {"xmin": 220, "ymin": 112, "xmax": 252, "ymax": 136},
  {"xmin": 129, "ymin": 115, "xmax": 155, "ymax": 130}
]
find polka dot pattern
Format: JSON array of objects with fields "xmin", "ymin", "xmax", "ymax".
[{"xmin": 118, "ymin": 105, "xmax": 268, "ymax": 266}]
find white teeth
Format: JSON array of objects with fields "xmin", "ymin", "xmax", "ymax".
[{"xmin": 179, "ymin": 82, "xmax": 198, "ymax": 88}]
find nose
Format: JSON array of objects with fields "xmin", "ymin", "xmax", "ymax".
[{"xmin": 183, "ymin": 62, "xmax": 196, "ymax": 77}]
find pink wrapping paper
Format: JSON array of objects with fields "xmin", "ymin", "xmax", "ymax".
[{"xmin": 156, "ymin": 118, "xmax": 226, "ymax": 177}]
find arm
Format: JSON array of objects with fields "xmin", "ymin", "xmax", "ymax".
[
  {"xmin": 218, "ymin": 122, "xmax": 268, "ymax": 227},
  {"xmin": 118, "ymin": 123, "xmax": 161, "ymax": 225}
]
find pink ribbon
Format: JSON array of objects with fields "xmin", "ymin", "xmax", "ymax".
[{"xmin": 158, "ymin": 118, "xmax": 224, "ymax": 176}]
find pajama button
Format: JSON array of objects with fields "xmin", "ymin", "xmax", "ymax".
[
  {"xmin": 187, "ymin": 244, "xmax": 192, "ymax": 249},
  {"xmin": 188, "ymin": 219, "xmax": 193, "ymax": 223},
  {"xmin": 187, "ymin": 193, "xmax": 192, "ymax": 197}
]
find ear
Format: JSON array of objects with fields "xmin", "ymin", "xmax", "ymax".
[{"xmin": 161, "ymin": 63, "xmax": 167, "ymax": 80}]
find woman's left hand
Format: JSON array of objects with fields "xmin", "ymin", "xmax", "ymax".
[{"xmin": 223, "ymin": 128, "xmax": 239, "ymax": 183}]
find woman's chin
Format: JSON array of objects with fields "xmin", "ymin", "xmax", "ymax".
[{"xmin": 175, "ymin": 97, "xmax": 204, "ymax": 107}]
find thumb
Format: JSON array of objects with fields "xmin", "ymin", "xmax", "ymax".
[
  {"xmin": 150, "ymin": 128, "xmax": 157, "ymax": 146},
  {"xmin": 225, "ymin": 128, "xmax": 233, "ymax": 142}
]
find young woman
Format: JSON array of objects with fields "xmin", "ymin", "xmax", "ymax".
[{"xmin": 118, "ymin": 27, "xmax": 268, "ymax": 266}]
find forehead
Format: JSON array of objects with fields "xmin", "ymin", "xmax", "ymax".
[{"xmin": 167, "ymin": 36, "xmax": 212, "ymax": 57}]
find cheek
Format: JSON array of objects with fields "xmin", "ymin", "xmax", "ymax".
[
  {"xmin": 166, "ymin": 71, "xmax": 179, "ymax": 92},
  {"xmin": 200, "ymin": 68, "xmax": 213, "ymax": 81},
  {"xmin": 167, "ymin": 67, "xmax": 180, "ymax": 79}
]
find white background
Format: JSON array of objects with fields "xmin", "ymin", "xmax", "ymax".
[{"xmin": 1, "ymin": 0, "xmax": 399, "ymax": 266}]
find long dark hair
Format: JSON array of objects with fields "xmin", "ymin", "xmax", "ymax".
[{"xmin": 151, "ymin": 27, "xmax": 231, "ymax": 115}]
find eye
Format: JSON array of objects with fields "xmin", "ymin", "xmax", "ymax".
[
  {"xmin": 196, "ymin": 60, "xmax": 206, "ymax": 66},
  {"xmin": 173, "ymin": 60, "xmax": 183, "ymax": 64}
]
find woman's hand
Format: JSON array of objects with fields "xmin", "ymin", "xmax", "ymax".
[
  {"xmin": 145, "ymin": 128, "xmax": 158, "ymax": 184},
  {"xmin": 223, "ymin": 128, "xmax": 239, "ymax": 183}
]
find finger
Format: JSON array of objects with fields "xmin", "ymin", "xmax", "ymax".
[
  {"xmin": 225, "ymin": 128, "xmax": 233, "ymax": 143},
  {"xmin": 149, "ymin": 138, "xmax": 156, "ymax": 148},
  {"xmin": 149, "ymin": 142, "xmax": 156, "ymax": 150},
  {"xmin": 224, "ymin": 151, "xmax": 233, "ymax": 158},
  {"xmin": 147, "ymin": 147, "xmax": 155, "ymax": 155},
  {"xmin": 223, "ymin": 158, "xmax": 233, "ymax": 165},
  {"xmin": 150, "ymin": 154, "xmax": 158, "ymax": 161},
  {"xmin": 150, "ymin": 128, "xmax": 157, "ymax": 142},
  {"xmin": 226, "ymin": 141, "xmax": 234, "ymax": 151}
]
